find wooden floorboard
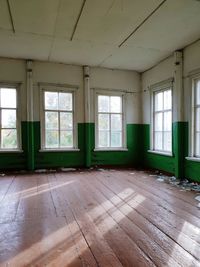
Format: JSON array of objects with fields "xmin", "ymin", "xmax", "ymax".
[{"xmin": 0, "ymin": 169, "xmax": 199, "ymax": 267}]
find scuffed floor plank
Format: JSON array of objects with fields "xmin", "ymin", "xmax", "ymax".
[{"xmin": 0, "ymin": 169, "xmax": 199, "ymax": 267}]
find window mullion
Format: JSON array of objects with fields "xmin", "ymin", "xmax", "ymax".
[
  {"xmin": 109, "ymin": 113, "xmax": 111, "ymax": 147},
  {"xmin": 58, "ymin": 111, "xmax": 60, "ymax": 148}
]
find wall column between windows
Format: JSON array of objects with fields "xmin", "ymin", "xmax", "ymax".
[
  {"xmin": 173, "ymin": 51, "xmax": 185, "ymax": 178},
  {"xmin": 83, "ymin": 66, "xmax": 92, "ymax": 167},
  {"xmin": 26, "ymin": 60, "xmax": 35, "ymax": 171}
]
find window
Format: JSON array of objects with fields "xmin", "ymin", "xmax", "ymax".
[
  {"xmin": 42, "ymin": 90, "xmax": 75, "ymax": 150},
  {"xmin": 193, "ymin": 77, "xmax": 200, "ymax": 157},
  {"xmin": 96, "ymin": 94, "xmax": 125, "ymax": 149},
  {"xmin": 152, "ymin": 88, "xmax": 172, "ymax": 153},
  {"xmin": 0, "ymin": 87, "xmax": 18, "ymax": 150}
]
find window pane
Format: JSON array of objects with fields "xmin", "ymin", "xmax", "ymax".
[
  {"xmin": 195, "ymin": 133, "xmax": 200, "ymax": 157},
  {"xmin": 110, "ymin": 96, "xmax": 121, "ymax": 113},
  {"xmin": 60, "ymin": 112, "xmax": 73, "ymax": 130},
  {"xmin": 163, "ymin": 132, "xmax": 171, "ymax": 152},
  {"xmin": 154, "ymin": 113, "xmax": 162, "ymax": 131},
  {"xmin": 99, "ymin": 131, "xmax": 109, "ymax": 147},
  {"xmin": 59, "ymin": 93, "xmax": 72, "ymax": 111},
  {"xmin": 111, "ymin": 132, "xmax": 122, "ymax": 147},
  {"xmin": 196, "ymin": 107, "xmax": 200, "ymax": 132},
  {"xmin": 1, "ymin": 88, "xmax": 16, "ymax": 108},
  {"xmin": 60, "ymin": 131, "xmax": 73, "ymax": 147},
  {"xmin": 2, "ymin": 109, "xmax": 16, "ymax": 128},
  {"xmin": 45, "ymin": 92, "xmax": 58, "ymax": 110},
  {"xmin": 111, "ymin": 114, "xmax": 122, "ymax": 131},
  {"xmin": 45, "ymin": 112, "xmax": 58, "ymax": 130},
  {"xmin": 164, "ymin": 90, "xmax": 172, "ymax": 109},
  {"xmin": 164, "ymin": 111, "xmax": 172, "ymax": 131},
  {"xmin": 155, "ymin": 91, "xmax": 163, "ymax": 111},
  {"xmin": 1, "ymin": 129, "xmax": 17, "ymax": 149},
  {"xmin": 45, "ymin": 130, "xmax": 59, "ymax": 148},
  {"xmin": 196, "ymin": 80, "xmax": 200, "ymax": 105},
  {"xmin": 98, "ymin": 95, "xmax": 109, "ymax": 112},
  {"xmin": 154, "ymin": 132, "xmax": 162, "ymax": 150},
  {"xmin": 98, "ymin": 114, "xmax": 109, "ymax": 130}
]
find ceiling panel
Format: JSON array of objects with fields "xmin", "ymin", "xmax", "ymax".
[
  {"xmin": 101, "ymin": 46, "xmax": 170, "ymax": 72},
  {"xmin": 0, "ymin": 31, "xmax": 52, "ymax": 60},
  {"xmin": 74, "ymin": 0, "xmax": 162, "ymax": 44},
  {"xmin": 125, "ymin": 0, "xmax": 200, "ymax": 52},
  {"xmin": 50, "ymin": 39, "xmax": 115, "ymax": 66},
  {"xmin": 9, "ymin": 0, "xmax": 60, "ymax": 35},
  {"xmin": 0, "ymin": 0, "xmax": 13, "ymax": 31}
]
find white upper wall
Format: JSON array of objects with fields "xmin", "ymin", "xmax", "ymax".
[
  {"xmin": 141, "ymin": 56, "xmax": 174, "ymax": 124},
  {"xmin": 90, "ymin": 67, "xmax": 141, "ymax": 123}
]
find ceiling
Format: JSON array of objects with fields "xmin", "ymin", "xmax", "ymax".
[{"xmin": 0, "ymin": 0, "xmax": 200, "ymax": 72}]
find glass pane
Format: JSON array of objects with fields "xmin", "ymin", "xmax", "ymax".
[
  {"xmin": 1, "ymin": 129, "xmax": 17, "ymax": 149},
  {"xmin": 98, "ymin": 114, "xmax": 109, "ymax": 130},
  {"xmin": 60, "ymin": 131, "xmax": 73, "ymax": 147},
  {"xmin": 45, "ymin": 92, "xmax": 58, "ymax": 110},
  {"xmin": 163, "ymin": 132, "xmax": 172, "ymax": 152},
  {"xmin": 164, "ymin": 111, "xmax": 172, "ymax": 131},
  {"xmin": 59, "ymin": 93, "xmax": 72, "ymax": 111},
  {"xmin": 98, "ymin": 95, "xmax": 109, "ymax": 112},
  {"xmin": 45, "ymin": 130, "xmax": 59, "ymax": 148},
  {"xmin": 154, "ymin": 132, "xmax": 162, "ymax": 150},
  {"xmin": 60, "ymin": 112, "xmax": 73, "ymax": 130},
  {"xmin": 99, "ymin": 131, "xmax": 109, "ymax": 147},
  {"xmin": 111, "ymin": 132, "xmax": 122, "ymax": 147},
  {"xmin": 110, "ymin": 96, "xmax": 121, "ymax": 113},
  {"xmin": 154, "ymin": 113, "xmax": 162, "ymax": 131},
  {"xmin": 155, "ymin": 91, "xmax": 163, "ymax": 111},
  {"xmin": 195, "ymin": 133, "xmax": 200, "ymax": 157},
  {"xmin": 111, "ymin": 114, "xmax": 122, "ymax": 131},
  {"xmin": 2, "ymin": 109, "xmax": 16, "ymax": 128},
  {"xmin": 164, "ymin": 90, "xmax": 172, "ymax": 110},
  {"xmin": 1, "ymin": 88, "xmax": 16, "ymax": 108},
  {"xmin": 45, "ymin": 112, "xmax": 58, "ymax": 130},
  {"xmin": 196, "ymin": 108, "xmax": 200, "ymax": 132},
  {"xmin": 196, "ymin": 80, "xmax": 200, "ymax": 105}
]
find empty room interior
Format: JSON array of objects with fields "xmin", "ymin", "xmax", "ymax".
[{"xmin": 1, "ymin": 0, "xmax": 200, "ymax": 266}]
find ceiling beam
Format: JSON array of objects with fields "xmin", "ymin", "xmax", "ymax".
[
  {"xmin": 70, "ymin": 0, "xmax": 87, "ymax": 41},
  {"xmin": 118, "ymin": 0, "xmax": 167, "ymax": 48},
  {"xmin": 6, "ymin": 0, "xmax": 15, "ymax": 33}
]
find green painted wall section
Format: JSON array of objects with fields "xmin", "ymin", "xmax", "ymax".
[{"xmin": 142, "ymin": 124, "xmax": 175, "ymax": 174}]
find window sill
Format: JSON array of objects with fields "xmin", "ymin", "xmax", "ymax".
[
  {"xmin": 39, "ymin": 148, "xmax": 80, "ymax": 152},
  {"xmin": 147, "ymin": 150, "xmax": 173, "ymax": 157},
  {"xmin": 94, "ymin": 148, "xmax": 128, "ymax": 152},
  {"xmin": 185, "ymin": 157, "xmax": 200, "ymax": 163},
  {"xmin": 0, "ymin": 149, "xmax": 23, "ymax": 153}
]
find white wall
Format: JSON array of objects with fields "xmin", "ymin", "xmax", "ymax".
[
  {"xmin": 0, "ymin": 58, "xmax": 140, "ymax": 125},
  {"xmin": 141, "ymin": 56, "xmax": 174, "ymax": 124},
  {"xmin": 90, "ymin": 67, "xmax": 141, "ymax": 123}
]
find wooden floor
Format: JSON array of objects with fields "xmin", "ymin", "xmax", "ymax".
[{"xmin": 0, "ymin": 169, "xmax": 200, "ymax": 267}]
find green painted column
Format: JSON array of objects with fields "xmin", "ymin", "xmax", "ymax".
[{"xmin": 27, "ymin": 121, "xmax": 35, "ymax": 170}]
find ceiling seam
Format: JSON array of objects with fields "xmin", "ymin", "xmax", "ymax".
[
  {"xmin": 6, "ymin": 0, "xmax": 15, "ymax": 33},
  {"xmin": 118, "ymin": 0, "xmax": 167, "ymax": 48},
  {"xmin": 48, "ymin": 0, "xmax": 62, "ymax": 61},
  {"xmin": 70, "ymin": 0, "xmax": 87, "ymax": 41}
]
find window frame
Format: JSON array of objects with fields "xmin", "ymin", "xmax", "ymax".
[
  {"xmin": 0, "ymin": 83, "xmax": 21, "ymax": 152},
  {"xmin": 40, "ymin": 85, "xmax": 79, "ymax": 151},
  {"xmin": 94, "ymin": 89, "xmax": 127, "ymax": 151},
  {"xmin": 150, "ymin": 79, "xmax": 173, "ymax": 155},
  {"xmin": 190, "ymin": 73, "xmax": 200, "ymax": 158}
]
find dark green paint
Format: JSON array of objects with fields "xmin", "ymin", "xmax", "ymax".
[
  {"xmin": 85, "ymin": 123, "xmax": 92, "ymax": 168},
  {"xmin": 26, "ymin": 121, "xmax": 35, "ymax": 171}
]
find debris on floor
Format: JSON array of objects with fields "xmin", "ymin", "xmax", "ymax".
[
  {"xmin": 60, "ymin": 167, "xmax": 76, "ymax": 172},
  {"xmin": 151, "ymin": 172, "xmax": 200, "ymax": 192},
  {"xmin": 35, "ymin": 169, "xmax": 47, "ymax": 173}
]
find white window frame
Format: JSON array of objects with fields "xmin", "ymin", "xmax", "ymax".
[
  {"xmin": 40, "ymin": 85, "xmax": 79, "ymax": 152},
  {"xmin": 188, "ymin": 73, "xmax": 200, "ymax": 160},
  {"xmin": 0, "ymin": 83, "xmax": 22, "ymax": 152},
  {"xmin": 149, "ymin": 79, "xmax": 173, "ymax": 156},
  {"xmin": 94, "ymin": 89, "xmax": 127, "ymax": 151}
]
